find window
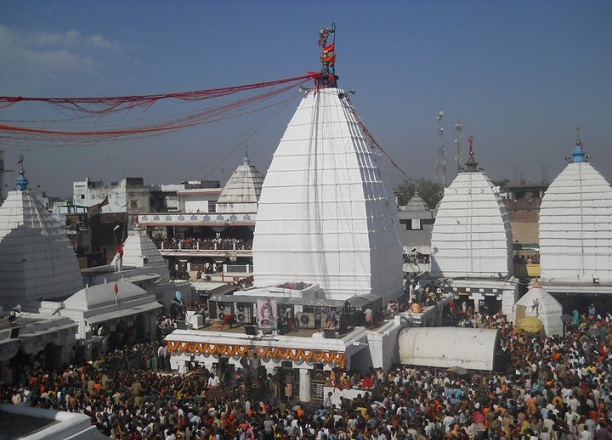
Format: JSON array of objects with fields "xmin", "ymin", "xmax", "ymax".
[{"xmin": 404, "ymin": 219, "xmax": 423, "ymax": 231}]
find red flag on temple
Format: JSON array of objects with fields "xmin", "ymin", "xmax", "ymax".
[{"xmin": 320, "ymin": 54, "xmax": 336, "ymax": 64}]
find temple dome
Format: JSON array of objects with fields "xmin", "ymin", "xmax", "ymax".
[
  {"xmin": 401, "ymin": 193, "xmax": 430, "ymax": 212},
  {"xmin": 252, "ymin": 88, "xmax": 403, "ymax": 301},
  {"xmin": 539, "ymin": 141, "xmax": 612, "ymax": 282},
  {"xmin": 216, "ymin": 154, "xmax": 264, "ymax": 213},
  {"xmin": 0, "ymin": 189, "xmax": 84, "ymax": 311},
  {"xmin": 430, "ymin": 151, "xmax": 512, "ymax": 278},
  {"xmin": 122, "ymin": 227, "xmax": 170, "ymax": 282}
]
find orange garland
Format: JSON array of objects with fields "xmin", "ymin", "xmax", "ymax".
[{"xmin": 167, "ymin": 341, "xmax": 345, "ymax": 368}]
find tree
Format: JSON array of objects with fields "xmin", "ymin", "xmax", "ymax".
[{"xmin": 394, "ymin": 178, "xmax": 444, "ymax": 209}]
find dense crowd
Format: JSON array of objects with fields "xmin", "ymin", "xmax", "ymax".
[
  {"xmin": 1, "ymin": 308, "xmax": 610, "ymax": 439},
  {"xmin": 153, "ymin": 236, "xmax": 253, "ymax": 252}
]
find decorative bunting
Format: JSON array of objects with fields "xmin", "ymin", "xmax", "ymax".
[{"xmin": 166, "ymin": 340, "xmax": 346, "ymax": 368}]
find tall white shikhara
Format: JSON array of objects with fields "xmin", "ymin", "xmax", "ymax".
[{"xmin": 252, "ymin": 88, "xmax": 403, "ymax": 301}]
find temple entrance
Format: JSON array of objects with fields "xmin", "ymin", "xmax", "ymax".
[
  {"xmin": 310, "ymin": 364, "xmax": 326, "ymax": 402},
  {"xmin": 43, "ymin": 343, "xmax": 66, "ymax": 371},
  {"xmin": 481, "ymin": 296, "xmax": 502, "ymax": 315}
]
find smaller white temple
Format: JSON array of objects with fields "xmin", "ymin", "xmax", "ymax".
[
  {"xmin": 430, "ymin": 139, "xmax": 517, "ymax": 317},
  {"xmin": 514, "ymin": 280, "xmax": 563, "ymax": 337},
  {"xmin": 215, "ymin": 153, "xmax": 264, "ymax": 214},
  {"xmin": 60, "ymin": 280, "xmax": 161, "ymax": 343},
  {"xmin": 0, "ymin": 160, "xmax": 84, "ymax": 312},
  {"xmin": 430, "ymin": 139, "xmax": 513, "ymax": 278},
  {"xmin": 0, "ymin": 158, "xmax": 173, "ymax": 378},
  {"xmin": 539, "ymin": 137, "xmax": 612, "ymax": 283}
]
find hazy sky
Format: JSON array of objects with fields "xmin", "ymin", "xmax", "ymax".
[{"xmin": 1, "ymin": 1, "xmax": 611, "ymax": 198}]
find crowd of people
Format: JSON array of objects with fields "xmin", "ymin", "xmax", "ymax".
[
  {"xmin": 1, "ymin": 306, "xmax": 610, "ymax": 439},
  {"xmin": 153, "ymin": 236, "xmax": 253, "ymax": 252}
]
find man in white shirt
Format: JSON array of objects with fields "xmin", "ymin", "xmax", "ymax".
[{"xmin": 207, "ymin": 373, "xmax": 220, "ymax": 388}]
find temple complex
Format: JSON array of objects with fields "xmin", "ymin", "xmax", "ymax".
[{"xmin": 164, "ymin": 25, "xmax": 408, "ymax": 401}]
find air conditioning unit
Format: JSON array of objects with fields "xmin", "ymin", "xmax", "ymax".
[
  {"xmin": 297, "ymin": 312, "xmax": 316, "ymax": 329},
  {"xmin": 216, "ymin": 303, "xmax": 230, "ymax": 321},
  {"xmin": 190, "ymin": 314, "xmax": 204, "ymax": 329},
  {"xmin": 234, "ymin": 303, "xmax": 250, "ymax": 323}
]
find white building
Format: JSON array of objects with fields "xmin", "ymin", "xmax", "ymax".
[
  {"xmin": 178, "ymin": 187, "xmax": 222, "ymax": 213},
  {"xmin": 514, "ymin": 280, "xmax": 563, "ymax": 337},
  {"xmin": 73, "ymin": 177, "xmax": 150, "ymax": 214},
  {"xmin": 252, "ymin": 87, "xmax": 404, "ymax": 302},
  {"xmin": 59, "ymin": 280, "xmax": 161, "ymax": 343},
  {"xmin": 0, "ymin": 403, "xmax": 109, "ymax": 440},
  {"xmin": 398, "ymin": 192, "xmax": 436, "ymax": 274},
  {"xmin": 539, "ymin": 139, "xmax": 612, "ymax": 282},
  {"xmin": 72, "ymin": 176, "xmax": 221, "ymax": 215},
  {"xmin": 0, "ymin": 163, "xmax": 173, "ymax": 379},
  {"xmin": 429, "ymin": 145, "xmax": 517, "ymax": 317},
  {"xmin": 430, "ymin": 148, "xmax": 513, "ymax": 278},
  {"xmin": 215, "ymin": 153, "xmax": 264, "ymax": 214},
  {"xmin": 0, "ymin": 167, "xmax": 84, "ymax": 312},
  {"xmin": 166, "ymin": 39, "xmax": 408, "ymax": 398}
]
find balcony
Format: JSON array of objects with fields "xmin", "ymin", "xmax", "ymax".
[{"xmin": 138, "ymin": 212, "xmax": 256, "ymax": 227}]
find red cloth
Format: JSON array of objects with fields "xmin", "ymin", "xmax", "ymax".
[{"xmin": 361, "ymin": 377, "xmax": 374, "ymax": 388}]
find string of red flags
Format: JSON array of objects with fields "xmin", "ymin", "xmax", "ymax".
[
  {"xmin": 0, "ymin": 75, "xmax": 311, "ymax": 114},
  {"xmin": 0, "ymin": 76, "xmax": 312, "ymax": 147},
  {"xmin": 347, "ymin": 102, "xmax": 409, "ymax": 179}
]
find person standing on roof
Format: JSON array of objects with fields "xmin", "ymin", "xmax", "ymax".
[
  {"xmin": 364, "ymin": 308, "xmax": 374, "ymax": 328},
  {"xmin": 115, "ymin": 243, "xmax": 124, "ymax": 272}
]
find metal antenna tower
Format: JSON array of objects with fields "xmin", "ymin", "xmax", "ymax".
[
  {"xmin": 435, "ymin": 111, "xmax": 447, "ymax": 187},
  {"xmin": 454, "ymin": 120, "xmax": 463, "ymax": 174}
]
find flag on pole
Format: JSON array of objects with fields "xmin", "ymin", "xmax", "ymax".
[
  {"xmin": 114, "ymin": 282, "xmax": 118, "ymax": 295},
  {"xmin": 323, "ymin": 43, "xmax": 335, "ymax": 54},
  {"xmin": 88, "ymin": 195, "xmax": 109, "ymax": 217}
]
